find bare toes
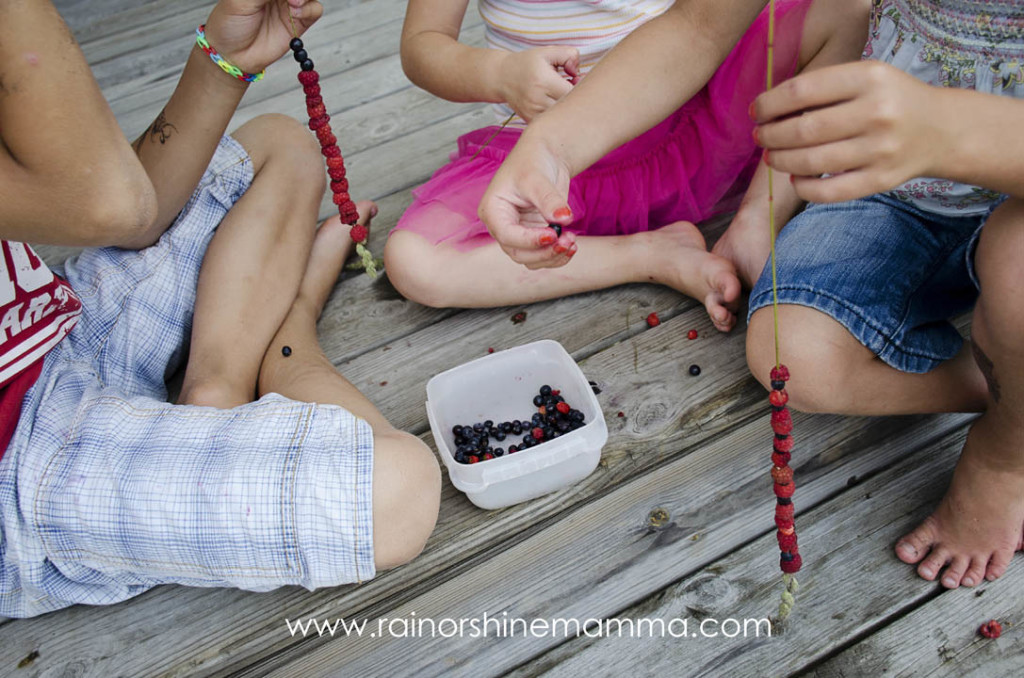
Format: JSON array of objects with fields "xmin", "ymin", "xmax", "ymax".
[
  {"xmin": 941, "ymin": 555, "xmax": 970, "ymax": 589},
  {"xmin": 918, "ymin": 545, "xmax": 951, "ymax": 581},
  {"xmin": 896, "ymin": 516, "xmax": 940, "ymax": 565},
  {"xmin": 986, "ymin": 549, "xmax": 1014, "ymax": 581},
  {"xmin": 962, "ymin": 557, "xmax": 987, "ymax": 588}
]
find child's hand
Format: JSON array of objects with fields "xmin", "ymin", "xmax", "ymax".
[
  {"xmin": 204, "ymin": 0, "xmax": 323, "ymax": 75},
  {"xmin": 497, "ymin": 47, "xmax": 581, "ymax": 123},
  {"xmin": 479, "ymin": 136, "xmax": 578, "ymax": 268},
  {"xmin": 753, "ymin": 61, "xmax": 945, "ymax": 203}
]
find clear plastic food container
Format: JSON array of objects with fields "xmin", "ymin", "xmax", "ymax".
[{"xmin": 426, "ymin": 340, "xmax": 608, "ymax": 509}]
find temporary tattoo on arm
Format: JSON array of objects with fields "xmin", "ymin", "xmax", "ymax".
[
  {"xmin": 132, "ymin": 109, "xmax": 177, "ymax": 151},
  {"xmin": 972, "ymin": 341, "xmax": 1002, "ymax": 403}
]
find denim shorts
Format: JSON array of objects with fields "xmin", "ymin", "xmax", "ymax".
[
  {"xmin": 0, "ymin": 137, "xmax": 375, "ymax": 618},
  {"xmin": 748, "ymin": 192, "xmax": 997, "ymax": 374}
]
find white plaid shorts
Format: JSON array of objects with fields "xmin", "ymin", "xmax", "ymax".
[{"xmin": 0, "ymin": 136, "xmax": 375, "ymax": 618}]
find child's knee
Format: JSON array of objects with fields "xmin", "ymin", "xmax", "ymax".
[
  {"xmin": 234, "ymin": 114, "xmax": 325, "ymax": 192},
  {"xmin": 747, "ymin": 305, "xmax": 862, "ymax": 414},
  {"xmin": 976, "ymin": 198, "xmax": 1024, "ymax": 298},
  {"xmin": 383, "ymin": 231, "xmax": 448, "ymax": 307},
  {"xmin": 371, "ymin": 430, "xmax": 441, "ymax": 569}
]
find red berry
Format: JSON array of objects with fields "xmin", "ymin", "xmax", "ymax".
[
  {"xmin": 331, "ymin": 178, "xmax": 349, "ymax": 193},
  {"xmin": 775, "ymin": 503, "xmax": 794, "ymax": 522},
  {"xmin": 481, "ymin": 453, "xmax": 494, "ymax": 460},
  {"xmin": 774, "ymin": 436, "xmax": 794, "ymax": 453},
  {"xmin": 328, "ymin": 167, "xmax": 347, "ymax": 181},
  {"xmin": 551, "ymin": 389, "xmax": 560, "ymax": 396},
  {"xmin": 303, "ymin": 84, "xmax": 321, "ymax": 97},
  {"xmin": 780, "ymin": 553, "xmax": 802, "ymax": 574},
  {"xmin": 979, "ymin": 620, "xmax": 1003, "ymax": 639},
  {"xmin": 466, "ymin": 455, "xmax": 479, "ymax": 464},
  {"xmin": 349, "ymin": 224, "xmax": 368, "ymax": 243},
  {"xmin": 327, "ymin": 156, "xmax": 346, "ymax": 171},
  {"xmin": 773, "ymin": 481, "xmax": 795, "ymax": 499},
  {"xmin": 307, "ymin": 103, "xmax": 327, "ymax": 119},
  {"xmin": 332, "ymin": 191, "xmax": 352, "ymax": 206},
  {"xmin": 771, "ymin": 465, "xmax": 794, "ymax": 485},
  {"xmin": 316, "ymin": 128, "xmax": 336, "ymax": 146},
  {"xmin": 298, "ymin": 70, "xmax": 319, "ymax": 86},
  {"xmin": 771, "ymin": 451, "xmax": 791, "ymax": 467},
  {"xmin": 617, "ymin": 411, "xmax": 625, "ymax": 418},
  {"xmin": 687, "ymin": 329, "xmax": 698, "ymax": 340},
  {"xmin": 769, "ymin": 390, "xmax": 789, "ymax": 407},
  {"xmin": 775, "ymin": 515, "xmax": 794, "ymax": 530},
  {"xmin": 487, "ymin": 347, "xmax": 495, "ymax": 354},
  {"xmin": 777, "ymin": 530, "xmax": 798, "ymax": 551},
  {"xmin": 556, "ymin": 402, "xmax": 570, "ymax": 415},
  {"xmin": 646, "ymin": 312, "xmax": 660, "ymax": 327},
  {"xmin": 771, "ymin": 408, "xmax": 793, "ymax": 435},
  {"xmin": 322, "ymin": 145, "xmax": 341, "ymax": 158},
  {"xmin": 770, "ymin": 364, "xmax": 791, "ymax": 382},
  {"xmin": 305, "ymin": 95, "xmax": 323, "ymax": 108},
  {"xmin": 532, "ymin": 427, "xmax": 544, "ymax": 440},
  {"xmin": 308, "ymin": 114, "xmax": 331, "ymax": 131}
]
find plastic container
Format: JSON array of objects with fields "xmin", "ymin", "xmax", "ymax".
[{"xmin": 426, "ymin": 340, "xmax": 608, "ymax": 509}]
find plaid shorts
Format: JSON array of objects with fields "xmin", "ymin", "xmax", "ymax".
[{"xmin": 0, "ymin": 137, "xmax": 375, "ymax": 618}]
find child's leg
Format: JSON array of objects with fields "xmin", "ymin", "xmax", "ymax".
[
  {"xmin": 713, "ymin": 0, "xmax": 872, "ymax": 287},
  {"xmin": 385, "ymin": 223, "xmax": 742, "ymax": 332},
  {"xmin": 260, "ymin": 217, "xmax": 441, "ymax": 570},
  {"xmin": 178, "ymin": 114, "xmax": 325, "ymax": 408},
  {"xmin": 895, "ymin": 198, "xmax": 1024, "ymax": 588}
]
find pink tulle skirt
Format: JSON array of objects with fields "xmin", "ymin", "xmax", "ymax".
[{"xmin": 394, "ymin": 0, "xmax": 812, "ymax": 251}]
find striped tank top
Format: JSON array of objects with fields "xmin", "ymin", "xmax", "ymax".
[{"xmin": 479, "ymin": 0, "xmax": 675, "ymax": 123}]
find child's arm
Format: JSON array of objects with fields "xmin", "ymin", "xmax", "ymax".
[
  {"xmin": 0, "ymin": 0, "xmax": 157, "ymax": 247},
  {"xmin": 753, "ymin": 60, "xmax": 1024, "ymax": 202},
  {"xmin": 401, "ymin": 0, "xmax": 579, "ymax": 122},
  {"xmin": 127, "ymin": 0, "xmax": 323, "ymax": 248},
  {"xmin": 479, "ymin": 0, "xmax": 769, "ymax": 267}
]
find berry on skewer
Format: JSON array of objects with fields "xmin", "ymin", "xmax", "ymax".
[{"xmin": 289, "ymin": 37, "xmax": 377, "ymax": 278}]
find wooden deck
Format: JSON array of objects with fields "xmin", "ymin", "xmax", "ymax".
[{"xmin": 1, "ymin": 1, "xmax": 1020, "ymax": 676}]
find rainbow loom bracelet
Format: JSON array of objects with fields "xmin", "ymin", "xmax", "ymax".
[{"xmin": 196, "ymin": 25, "xmax": 265, "ymax": 84}]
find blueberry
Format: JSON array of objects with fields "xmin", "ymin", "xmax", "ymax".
[
  {"xmin": 452, "ymin": 425, "xmax": 464, "ymax": 437},
  {"xmin": 493, "ymin": 448, "xmax": 504, "ymax": 457},
  {"xmin": 548, "ymin": 223, "xmax": 562, "ymax": 238},
  {"xmin": 557, "ymin": 421, "xmax": 570, "ymax": 432},
  {"xmin": 689, "ymin": 364, "xmax": 701, "ymax": 376},
  {"xmin": 300, "ymin": 59, "xmax": 315, "ymax": 71},
  {"xmin": 473, "ymin": 422, "xmax": 485, "ymax": 432},
  {"xmin": 780, "ymin": 552, "xmax": 795, "ymax": 562},
  {"xmin": 293, "ymin": 49, "xmax": 308, "ymax": 63},
  {"xmin": 523, "ymin": 435, "xmax": 533, "ymax": 446},
  {"xmin": 494, "ymin": 431, "xmax": 506, "ymax": 442},
  {"xmin": 281, "ymin": 346, "xmax": 292, "ymax": 357},
  {"xmin": 484, "ymin": 420, "xmax": 494, "ymax": 429},
  {"xmin": 500, "ymin": 422, "xmax": 512, "ymax": 433},
  {"xmin": 520, "ymin": 420, "xmax": 532, "ymax": 429},
  {"xmin": 289, "ymin": 37, "xmax": 304, "ymax": 52},
  {"xmin": 542, "ymin": 426, "xmax": 554, "ymax": 438},
  {"xmin": 570, "ymin": 420, "xmax": 585, "ymax": 430},
  {"xmin": 569, "ymin": 409, "xmax": 584, "ymax": 421},
  {"xmin": 771, "ymin": 379, "xmax": 786, "ymax": 391},
  {"xmin": 532, "ymin": 413, "xmax": 544, "ymax": 425},
  {"xmin": 540, "ymin": 385, "xmax": 552, "ymax": 396},
  {"xmin": 508, "ymin": 445, "xmax": 518, "ymax": 454},
  {"xmin": 511, "ymin": 422, "xmax": 523, "ymax": 435},
  {"xmin": 533, "ymin": 395, "xmax": 545, "ymax": 407}
]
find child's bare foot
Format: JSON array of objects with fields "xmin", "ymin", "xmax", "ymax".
[
  {"xmin": 895, "ymin": 416, "xmax": 1024, "ymax": 588},
  {"xmin": 649, "ymin": 221, "xmax": 741, "ymax": 332},
  {"xmin": 712, "ymin": 213, "xmax": 772, "ymax": 290},
  {"xmin": 296, "ymin": 200, "xmax": 376, "ymax": 317}
]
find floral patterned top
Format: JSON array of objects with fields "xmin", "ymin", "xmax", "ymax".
[{"xmin": 864, "ymin": 0, "xmax": 1024, "ymax": 215}]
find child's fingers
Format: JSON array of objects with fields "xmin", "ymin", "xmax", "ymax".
[
  {"xmin": 543, "ymin": 45, "xmax": 581, "ymax": 70},
  {"xmin": 479, "ymin": 200, "xmax": 559, "ymax": 253},
  {"xmin": 288, "ymin": 1, "xmax": 323, "ymax": 24},
  {"xmin": 790, "ymin": 169, "xmax": 882, "ymax": 204},
  {"xmin": 765, "ymin": 139, "xmax": 871, "ymax": 178},
  {"xmin": 753, "ymin": 62, "xmax": 871, "ymax": 124},
  {"xmin": 756, "ymin": 100, "xmax": 867, "ymax": 150}
]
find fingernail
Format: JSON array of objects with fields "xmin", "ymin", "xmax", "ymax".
[
  {"xmin": 752, "ymin": 127, "xmax": 760, "ymax": 145},
  {"xmin": 553, "ymin": 206, "xmax": 572, "ymax": 220},
  {"xmin": 748, "ymin": 102, "xmax": 756, "ymax": 120},
  {"xmin": 763, "ymin": 149, "xmax": 770, "ymax": 165},
  {"xmin": 553, "ymin": 244, "xmax": 566, "ymax": 254},
  {"xmin": 539, "ymin": 233, "xmax": 556, "ymax": 245},
  {"xmin": 789, "ymin": 174, "xmax": 796, "ymax": 184}
]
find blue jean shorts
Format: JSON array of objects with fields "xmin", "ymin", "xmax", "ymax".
[
  {"xmin": 749, "ymin": 192, "xmax": 998, "ymax": 374},
  {"xmin": 0, "ymin": 137, "xmax": 375, "ymax": 618}
]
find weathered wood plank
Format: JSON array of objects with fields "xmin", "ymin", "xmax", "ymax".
[
  {"xmin": 809, "ymin": 559, "xmax": 1024, "ymax": 677},
  {"xmin": 502, "ymin": 427, "xmax": 982, "ymax": 678},
  {"xmin": 246, "ymin": 414, "xmax": 973, "ymax": 677}
]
